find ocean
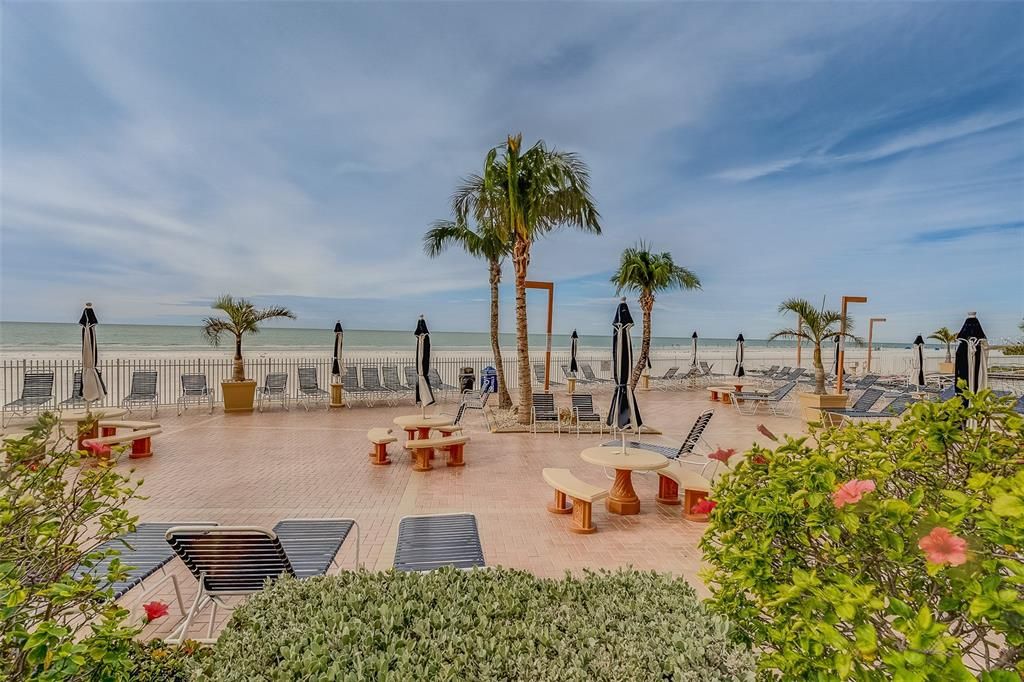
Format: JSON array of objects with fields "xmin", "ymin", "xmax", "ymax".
[{"xmin": 0, "ymin": 321, "xmax": 912, "ymax": 358}]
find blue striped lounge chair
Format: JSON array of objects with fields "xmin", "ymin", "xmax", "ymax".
[
  {"xmin": 165, "ymin": 518, "xmax": 358, "ymax": 643},
  {"xmin": 177, "ymin": 374, "xmax": 213, "ymax": 415},
  {"xmin": 122, "ymin": 371, "xmax": 158, "ymax": 418},
  {"xmin": 393, "ymin": 513, "xmax": 484, "ymax": 572},
  {"xmin": 603, "ymin": 410, "xmax": 713, "ymax": 463},
  {"xmin": 732, "ymin": 381, "xmax": 798, "ymax": 416},
  {"xmin": 2, "ymin": 372, "xmax": 55, "ymax": 427},
  {"xmin": 531, "ymin": 393, "xmax": 561, "ymax": 435},
  {"xmin": 361, "ymin": 366, "xmax": 396, "ymax": 406},
  {"xmin": 59, "ymin": 371, "xmax": 87, "ymax": 409},
  {"xmin": 295, "ymin": 367, "xmax": 329, "ymax": 411},
  {"xmin": 256, "ymin": 372, "xmax": 289, "ymax": 412},
  {"xmin": 570, "ymin": 393, "xmax": 603, "ymax": 437}
]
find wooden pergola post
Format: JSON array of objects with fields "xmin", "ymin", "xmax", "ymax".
[
  {"xmin": 867, "ymin": 317, "xmax": 886, "ymax": 373},
  {"xmin": 836, "ymin": 295, "xmax": 867, "ymax": 394},
  {"xmin": 525, "ymin": 280, "xmax": 554, "ymax": 392}
]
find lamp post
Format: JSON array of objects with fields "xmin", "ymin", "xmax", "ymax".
[
  {"xmin": 836, "ymin": 295, "xmax": 867, "ymax": 394},
  {"xmin": 866, "ymin": 317, "xmax": 886, "ymax": 373}
]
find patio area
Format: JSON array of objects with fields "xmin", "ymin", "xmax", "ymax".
[{"xmin": 61, "ymin": 387, "xmax": 805, "ymax": 640}]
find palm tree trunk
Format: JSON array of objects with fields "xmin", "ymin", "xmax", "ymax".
[
  {"xmin": 513, "ymin": 238, "xmax": 532, "ymax": 424},
  {"xmin": 489, "ymin": 259, "xmax": 513, "ymax": 409},
  {"xmin": 945, "ymin": 343, "xmax": 952, "ymax": 364},
  {"xmin": 813, "ymin": 344, "xmax": 825, "ymax": 395},
  {"xmin": 233, "ymin": 334, "xmax": 246, "ymax": 381},
  {"xmin": 630, "ymin": 292, "xmax": 653, "ymax": 388}
]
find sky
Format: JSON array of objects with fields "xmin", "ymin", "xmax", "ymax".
[{"xmin": 2, "ymin": 2, "xmax": 1022, "ymax": 343}]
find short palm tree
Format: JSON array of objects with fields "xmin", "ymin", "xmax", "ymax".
[
  {"xmin": 424, "ymin": 218, "xmax": 514, "ymax": 409},
  {"xmin": 456, "ymin": 134, "xmax": 601, "ymax": 423},
  {"xmin": 769, "ymin": 298, "xmax": 859, "ymax": 395},
  {"xmin": 202, "ymin": 295, "xmax": 296, "ymax": 381},
  {"xmin": 610, "ymin": 243, "xmax": 701, "ymax": 388},
  {"xmin": 929, "ymin": 327, "xmax": 957, "ymax": 363}
]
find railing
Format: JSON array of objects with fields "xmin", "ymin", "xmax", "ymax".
[{"xmin": 2, "ymin": 350, "xmax": 1021, "ymax": 408}]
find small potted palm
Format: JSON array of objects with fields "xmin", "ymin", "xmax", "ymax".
[
  {"xmin": 769, "ymin": 298, "xmax": 859, "ymax": 422},
  {"xmin": 202, "ymin": 295, "xmax": 296, "ymax": 413},
  {"xmin": 928, "ymin": 327, "xmax": 956, "ymax": 374}
]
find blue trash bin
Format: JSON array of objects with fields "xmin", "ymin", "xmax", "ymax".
[{"xmin": 481, "ymin": 366, "xmax": 498, "ymax": 394}]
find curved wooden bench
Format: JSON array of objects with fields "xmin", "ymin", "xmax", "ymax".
[
  {"xmin": 406, "ymin": 435, "xmax": 470, "ymax": 471},
  {"xmin": 657, "ymin": 460, "xmax": 732, "ymax": 521},
  {"xmin": 542, "ymin": 468, "xmax": 608, "ymax": 534},
  {"xmin": 367, "ymin": 428, "xmax": 397, "ymax": 466},
  {"xmin": 82, "ymin": 427, "xmax": 162, "ymax": 460}
]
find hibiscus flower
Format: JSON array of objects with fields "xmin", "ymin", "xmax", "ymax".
[
  {"xmin": 691, "ymin": 498, "xmax": 718, "ymax": 515},
  {"xmin": 756, "ymin": 424, "xmax": 778, "ymax": 442},
  {"xmin": 707, "ymin": 448, "xmax": 735, "ymax": 463},
  {"xmin": 143, "ymin": 601, "xmax": 170, "ymax": 623},
  {"xmin": 832, "ymin": 479, "xmax": 876, "ymax": 508},
  {"xmin": 918, "ymin": 527, "xmax": 968, "ymax": 566}
]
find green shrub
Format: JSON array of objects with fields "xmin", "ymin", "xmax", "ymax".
[
  {"xmin": 198, "ymin": 567, "xmax": 756, "ymax": 681},
  {"xmin": 702, "ymin": 390, "xmax": 1024, "ymax": 680}
]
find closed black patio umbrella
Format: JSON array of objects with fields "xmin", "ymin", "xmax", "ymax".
[
  {"xmin": 733, "ymin": 333, "xmax": 745, "ymax": 378},
  {"xmin": 911, "ymin": 335, "xmax": 925, "ymax": 388},
  {"xmin": 414, "ymin": 315, "xmax": 435, "ymax": 414},
  {"xmin": 331, "ymin": 321, "xmax": 343, "ymax": 382},
  {"xmin": 832, "ymin": 335, "xmax": 840, "ymax": 376},
  {"xmin": 569, "ymin": 329, "xmax": 579, "ymax": 375},
  {"xmin": 607, "ymin": 299, "xmax": 643, "ymax": 451},
  {"xmin": 690, "ymin": 331, "xmax": 698, "ymax": 368},
  {"xmin": 954, "ymin": 312, "xmax": 988, "ymax": 398},
  {"xmin": 79, "ymin": 303, "xmax": 106, "ymax": 405}
]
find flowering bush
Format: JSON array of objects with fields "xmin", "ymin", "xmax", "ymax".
[{"xmin": 702, "ymin": 390, "xmax": 1024, "ymax": 680}]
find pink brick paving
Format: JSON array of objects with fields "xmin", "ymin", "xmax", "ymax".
[{"xmin": 73, "ymin": 387, "xmax": 805, "ymax": 641}]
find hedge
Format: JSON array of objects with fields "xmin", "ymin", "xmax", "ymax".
[{"xmin": 196, "ymin": 567, "xmax": 755, "ymax": 681}]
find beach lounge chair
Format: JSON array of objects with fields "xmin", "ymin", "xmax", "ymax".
[
  {"xmin": 752, "ymin": 365, "xmax": 779, "ymax": 378},
  {"xmin": 602, "ymin": 410, "xmax": 713, "ymax": 462},
  {"xmin": 531, "ymin": 392, "xmax": 561, "ymax": 435},
  {"xmin": 3, "ymin": 372, "xmax": 55, "ymax": 427},
  {"xmin": 652, "ymin": 367, "xmax": 679, "ymax": 389},
  {"xmin": 822, "ymin": 388, "xmax": 884, "ymax": 420},
  {"xmin": 461, "ymin": 389, "xmax": 490, "ymax": 428},
  {"xmin": 74, "ymin": 522, "xmax": 216, "ymax": 623},
  {"xmin": 382, "ymin": 365, "xmax": 413, "ymax": 399},
  {"xmin": 256, "ymin": 372, "xmax": 289, "ymax": 412},
  {"xmin": 562, "ymin": 364, "xmax": 589, "ymax": 384},
  {"xmin": 345, "ymin": 366, "xmax": 374, "ymax": 407},
  {"xmin": 1013, "ymin": 394, "xmax": 1024, "ymax": 415},
  {"xmin": 296, "ymin": 367, "xmax": 329, "ymax": 411},
  {"xmin": 533, "ymin": 362, "xmax": 563, "ymax": 386},
  {"xmin": 696, "ymin": 361, "xmax": 719, "ymax": 385},
  {"xmin": 732, "ymin": 381, "xmax": 797, "ymax": 416},
  {"xmin": 403, "ymin": 365, "xmax": 420, "ymax": 394},
  {"xmin": 832, "ymin": 394, "xmax": 918, "ymax": 422},
  {"xmin": 122, "ymin": 371, "xmax": 158, "ymax": 418},
  {"xmin": 59, "ymin": 371, "xmax": 87, "ymax": 409},
  {"xmin": 177, "ymin": 374, "xmax": 213, "ymax": 415},
  {"xmin": 580, "ymin": 364, "xmax": 611, "ymax": 383},
  {"xmin": 361, "ymin": 366, "xmax": 395, "ymax": 406},
  {"xmin": 165, "ymin": 518, "xmax": 358, "ymax": 643},
  {"xmin": 393, "ymin": 513, "xmax": 485, "ymax": 572},
  {"xmin": 570, "ymin": 394, "xmax": 603, "ymax": 437},
  {"xmin": 428, "ymin": 368, "xmax": 456, "ymax": 401}
]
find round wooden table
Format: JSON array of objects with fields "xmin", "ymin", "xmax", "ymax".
[
  {"xmin": 59, "ymin": 408, "xmax": 128, "ymax": 449},
  {"xmin": 393, "ymin": 415, "xmax": 454, "ymax": 463},
  {"xmin": 580, "ymin": 446, "xmax": 668, "ymax": 515}
]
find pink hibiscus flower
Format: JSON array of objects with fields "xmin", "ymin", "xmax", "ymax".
[
  {"xmin": 756, "ymin": 424, "xmax": 778, "ymax": 442},
  {"xmin": 832, "ymin": 479, "xmax": 876, "ymax": 508},
  {"xmin": 142, "ymin": 601, "xmax": 170, "ymax": 623},
  {"xmin": 918, "ymin": 527, "xmax": 968, "ymax": 566},
  {"xmin": 707, "ymin": 448, "xmax": 735, "ymax": 463},
  {"xmin": 691, "ymin": 498, "xmax": 718, "ymax": 515}
]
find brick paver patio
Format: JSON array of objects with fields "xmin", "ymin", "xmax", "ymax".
[{"xmin": 44, "ymin": 386, "xmax": 805, "ymax": 640}]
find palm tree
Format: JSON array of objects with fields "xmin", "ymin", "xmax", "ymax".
[
  {"xmin": 202, "ymin": 295, "xmax": 296, "ymax": 381},
  {"xmin": 610, "ymin": 243, "xmax": 701, "ymax": 388},
  {"xmin": 928, "ymin": 327, "xmax": 957, "ymax": 363},
  {"xmin": 769, "ymin": 298, "xmax": 859, "ymax": 395},
  {"xmin": 456, "ymin": 134, "xmax": 601, "ymax": 423},
  {"xmin": 424, "ymin": 219, "xmax": 514, "ymax": 409}
]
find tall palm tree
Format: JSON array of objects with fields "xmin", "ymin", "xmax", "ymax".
[
  {"xmin": 202, "ymin": 295, "xmax": 296, "ymax": 381},
  {"xmin": 769, "ymin": 298, "xmax": 859, "ymax": 395},
  {"xmin": 456, "ymin": 134, "xmax": 601, "ymax": 423},
  {"xmin": 929, "ymin": 327, "xmax": 957, "ymax": 363},
  {"xmin": 610, "ymin": 243, "xmax": 701, "ymax": 388},
  {"xmin": 423, "ymin": 219, "xmax": 514, "ymax": 409}
]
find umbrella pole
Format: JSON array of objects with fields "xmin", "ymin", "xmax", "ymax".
[{"xmin": 621, "ymin": 431, "xmax": 627, "ymax": 454}]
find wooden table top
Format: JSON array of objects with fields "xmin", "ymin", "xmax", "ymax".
[
  {"xmin": 580, "ymin": 446, "xmax": 668, "ymax": 471},
  {"xmin": 59, "ymin": 408, "xmax": 128, "ymax": 421},
  {"xmin": 393, "ymin": 414, "xmax": 455, "ymax": 429}
]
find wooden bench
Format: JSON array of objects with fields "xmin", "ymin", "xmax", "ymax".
[
  {"xmin": 82, "ymin": 427, "xmax": 162, "ymax": 460},
  {"xmin": 542, "ymin": 468, "xmax": 608, "ymax": 534},
  {"xmin": 406, "ymin": 435, "xmax": 470, "ymax": 471},
  {"xmin": 707, "ymin": 387, "xmax": 737, "ymax": 404},
  {"xmin": 656, "ymin": 461, "xmax": 729, "ymax": 521},
  {"xmin": 367, "ymin": 428, "xmax": 398, "ymax": 466}
]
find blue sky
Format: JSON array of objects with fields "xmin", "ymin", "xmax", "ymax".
[{"xmin": 2, "ymin": 2, "xmax": 1022, "ymax": 342}]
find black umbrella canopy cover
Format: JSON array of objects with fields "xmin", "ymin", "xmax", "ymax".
[
  {"xmin": 913, "ymin": 334, "xmax": 924, "ymax": 345},
  {"xmin": 414, "ymin": 316, "xmax": 435, "ymax": 407},
  {"xmin": 734, "ymin": 333, "xmax": 745, "ymax": 377},
  {"xmin": 570, "ymin": 329, "xmax": 579, "ymax": 373},
  {"xmin": 954, "ymin": 313, "xmax": 987, "ymax": 396},
  {"xmin": 331, "ymin": 321, "xmax": 343, "ymax": 376},
  {"xmin": 606, "ymin": 300, "xmax": 643, "ymax": 431},
  {"xmin": 79, "ymin": 305, "xmax": 98, "ymax": 326}
]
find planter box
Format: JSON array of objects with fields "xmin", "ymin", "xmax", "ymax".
[
  {"xmin": 221, "ymin": 380, "xmax": 256, "ymax": 413},
  {"xmin": 938, "ymin": 361, "xmax": 954, "ymax": 374},
  {"xmin": 798, "ymin": 391, "xmax": 849, "ymax": 424}
]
